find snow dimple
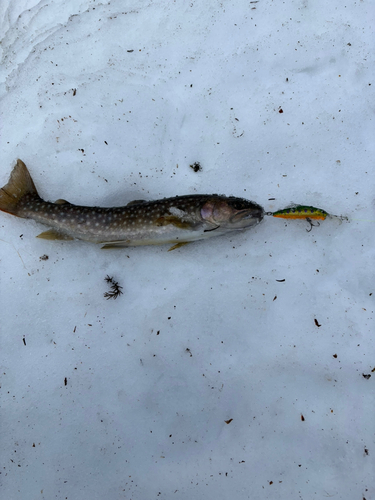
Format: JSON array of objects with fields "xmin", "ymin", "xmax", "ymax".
[{"xmin": 1, "ymin": 18, "xmax": 64, "ymax": 90}]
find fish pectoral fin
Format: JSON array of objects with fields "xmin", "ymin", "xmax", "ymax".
[
  {"xmin": 155, "ymin": 215, "xmax": 193, "ymax": 229},
  {"xmin": 126, "ymin": 199, "xmax": 147, "ymax": 206},
  {"xmin": 36, "ymin": 229, "xmax": 74, "ymax": 240},
  {"xmin": 168, "ymin": 242, "xmax": 191, "ymax": 251},
  {"xmin": 54, "ymin": 199, "xmax": 70, "ymax": 205},
  {"xmin": 100, "ymin": 240, "xmax": 130, "ymax": 249}
]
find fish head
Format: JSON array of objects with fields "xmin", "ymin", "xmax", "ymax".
[{"xmin": 201, "ymin": 197, "xmax": 264, "ymax": 229}]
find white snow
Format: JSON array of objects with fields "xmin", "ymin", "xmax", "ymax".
[{"xmin": 1, "ymin": 1, "xmax": 374, "ymax": 499}]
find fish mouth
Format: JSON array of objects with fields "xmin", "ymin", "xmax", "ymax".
[{"xmin": 229, "ymin": 208, "xmax": 264, "ymax": 225}]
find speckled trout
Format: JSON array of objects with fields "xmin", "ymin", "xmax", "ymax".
[{"xmin": 0, "ymin": 160, "xmax": 264, "ymax": 250}]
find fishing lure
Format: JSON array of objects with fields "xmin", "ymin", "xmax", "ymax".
[{"xmin": 267, "ymin": 205, "xmax": 347, "ymax": 231}]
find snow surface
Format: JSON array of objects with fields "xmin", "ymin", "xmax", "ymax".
[{"xmin": 1, "ymin": 1, "xmax": 374, "ymax": 499}]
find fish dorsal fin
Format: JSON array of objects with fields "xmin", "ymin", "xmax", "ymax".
[
  {"xmin": 127, "ymin": 200, "xmax": 146, "ymax": 207},
  {"xmin": 36, "ymin": 229, "xmax": 74, "ymax": 240},
  {"xmin": 54, "ymin": 199, "xmax": 69, "ymax": 205}
]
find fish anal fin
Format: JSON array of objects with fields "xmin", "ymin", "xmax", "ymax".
[
  {"xmin": 168, "ymin": 242, "xmax": 190, "ymax": 251},
  {"xmin": 126, "ymin": 200, "xmax": 146, "ymax": 207},
  {"xmin": 54, "ymin": 198, "xmax": 69, "ymax": 205},
  {"xmin": 155, "ymin": 215, "xmax": 192, "ymax": 229},
  {"xmin": 37, "ymin": 229, "xmax": 74, "ymax": 240}
]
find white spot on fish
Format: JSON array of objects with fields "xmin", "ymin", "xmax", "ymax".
[{"xmin": 169, "ymin": 207, "xmax": 186, "ymax": 218}]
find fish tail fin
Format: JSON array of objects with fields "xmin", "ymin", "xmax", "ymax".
[{"xmin": 0, "ymin": 159, "xmax": 39, "ymax": 217}]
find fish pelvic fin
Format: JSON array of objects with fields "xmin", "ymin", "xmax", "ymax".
[
  {"xmin": 37, "ymin": 229, "xmax": 74, "ymax": 241},
  {"xmin": 0, "ymin": 159, "xmax": 39, "ymax": 217}
]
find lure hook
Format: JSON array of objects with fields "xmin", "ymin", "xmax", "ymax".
[{"xmin": 306, "ymin": 218, "xmax": 320, "ymax": 232}]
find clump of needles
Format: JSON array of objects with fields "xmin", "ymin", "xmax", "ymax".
[
  {"xmin": 189, "ymin": 161, "xmax": 202, "ymax": 172},
  {"xmin": 104, "ymin": 275, "xmax": 123, "ymax": 300}
]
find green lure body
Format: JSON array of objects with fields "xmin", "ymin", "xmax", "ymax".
[{"xmin": 272, "ymin": 205, "xmax": 329, "ymax": 220}]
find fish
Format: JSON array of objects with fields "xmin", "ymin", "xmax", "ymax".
[{"xmin": 0, "ymin": 159, "xmax": 264, "ymax": 250}]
